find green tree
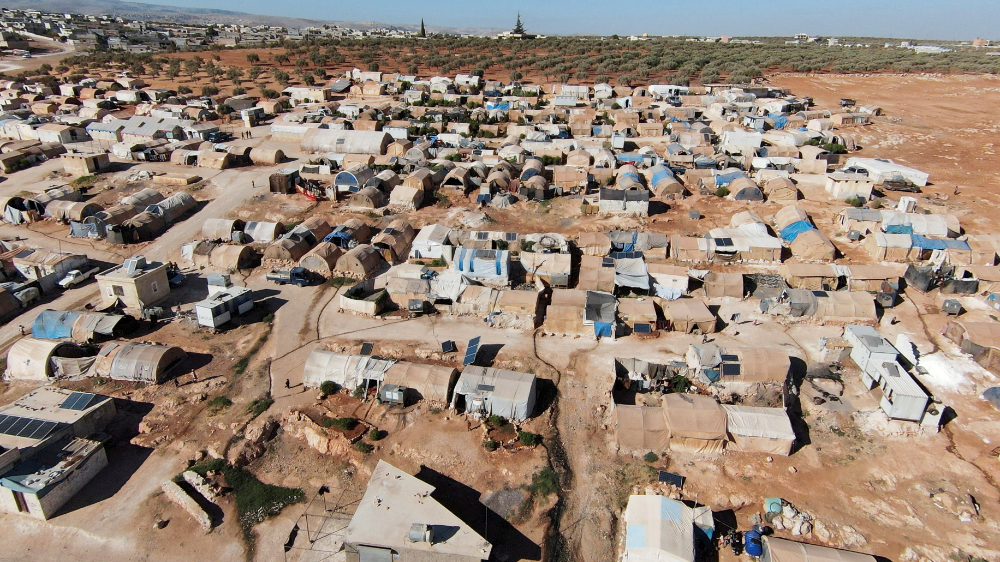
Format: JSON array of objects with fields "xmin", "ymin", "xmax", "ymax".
[
  {"xmin": 513, "ymin": 12, "xmax": 525, "ymax": 34},
  {"xmin": 419, "ymin": 18, "xmax": 426, "ymax": 38},
  {"xmin": 274, "ymin": 53, "xmax": 289, "ymax": 66},
  {"xmin": 247, "ymin": 66, "xmax": 263, "ymax": 81},
  {"xmin": 246, "ymin": 52, "xmax": 260, "ymax": 64}
]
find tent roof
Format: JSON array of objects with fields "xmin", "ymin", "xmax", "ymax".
[
  {"xmin": 662, "ymin": 393, "xmax": 726, "ymax": 440},
  {"xmin": 723, "ymin": 405, "xmax": 795, "ymax": 440},
  {"xmin": 624, "ymin": 495, "xmax": 702, "ymax": 562},
  {"xmin": 763, "ymin": 536, "xmax": 876, "ymax": 562}
]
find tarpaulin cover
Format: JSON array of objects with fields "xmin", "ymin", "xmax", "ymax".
[
  {"xmin": 780, "ymin": 221, "xmax": 815, "ymax": 242},
  {"xmin": 715, "ymin": 171, "xmax": 745, "ymax": 185},
  {"xmin": 32, "ymin": 310, "xmax": 81, "ymax": 339},
  {"xmin": 662, "ymin": 393, "xmax": 727, "ymax": 440},
  {"xmin": 911, "ymin": 235, "xmax": 968, "ymax": 251},
  {"xmin": 654, "ymin": 284, "xmax": 683, "ymax": 300},
  {"xmin": 723, "ymin": 405, "xmax": 795, "ymax": 454},
  {"xmin": 770, "ymin": 115, "xmax": 788, "ymax": 129},
  {"xmin": 585, "ymin": 291, "xmax": 617, "ymax": 323},
  {"xmin": 69, "ymin": 221, "xmax": 99, "ymax": 238},
  {"xmin": 885, "ymin": 224, "xmax": 913, "ymax": 234},
  {"xmin": 615, "ymin": 257, "xmax": 650, "ymax": 290},
  {"xmin": 454, "ymin": 366, "xmax": 537, "ymax": 420}
]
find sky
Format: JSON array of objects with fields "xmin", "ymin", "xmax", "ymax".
[{"xmin": 132, "ymin": 0, "xmax": 1000, "ymax": 40}]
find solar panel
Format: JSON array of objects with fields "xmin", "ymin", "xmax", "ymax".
[
  {"xmin": 360, "ymin": 342, "xmax": 374, "ymax": 356},
  {"xmin": 633, "ymin": 323, "xmax": 652, "ymax": 334},
  {"xmin": 17, "ymin": 420, "xmax": 41, "ymax": 438},
  {"xmin": 722, "ymin": 363, "xmax": 742, "ymax": 377},
  {"xmin": 382, "ymin": 227, "xmax": 397, "ymax": 235},
  {"xmin": 6, "ymin": 417, "xmax": 29, "ymax": 436},
  {"xmin": 60, "ymin": 392, "xmax": 98, "ymax": 411},
  {"xmin": 0, "ymin": 415, "xmax": 17, "ymax": 433},
  {"xmin": 658, "ymin": 470, "xmax": 686, "ymax": 489},
  {"xmin": 601, "ymin": 257, "xmax": 615, "ymax": 268},
  {"xmin": 610, "ymin": 251, "xmax": 644, "ymax": 260},
  {"xmin": 720, "ymin": 354, "xmax": 739, "ymax": 362},
  {"xmin": 714, "ymin": 237, "xmax": 734, "ymax": 246},
  {"xmin": 476, "ymin": 384, "xmax": 495, "ymax": 392},
  {"xmin": 28, "ymin": 421, "xmax": 57, "ymax": 440},
  {"xmin": 463, "ymin": 336, "xmax": 481, "ymax": 366},
  {"xmin": 442, "ymin": 340, "xmax": 457, "ymax": 353}
]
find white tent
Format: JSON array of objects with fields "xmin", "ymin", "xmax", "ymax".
[
  {"xmin": 452, "ymin": 366, "xmax": 537, "ymax": 420},
  {"xmin": 624, "ymin": 495, "xmax": 714, "ymax": 562},
  {"xmin": 722, "ymin": 405, "xmax": 796, "ymax": 456}
]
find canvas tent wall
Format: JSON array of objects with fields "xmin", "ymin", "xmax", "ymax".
[
  {"xmin": 243, "ymin": 221, "xmax": 284, "ymax": 244},
  {"xmin": 210, "ymin": 244, "xmax": 255, "ymax": 270},
  {"xmin": 45, "ymin": 200, "xmax": 102, "ymax": 222},
  {"xmin": 83, "ymin": 204, "xmax": 137, "ymax": 237},
  {"xmin": 761, "ymin": 537, "xmax": 876, "ymax": 562},
  {"xmin": 410, "ymin": 224, "xmax": 452, "ymax": 260},
  {"xmin": 5, "ymin": 338, "xmax": 90, "ymax": 381},
  {"xmin": 790, "ymin": 229, "xmax": 836, "ymax": 261},
  {"xmin": 145, "ymin": 191, "xmax": 196, "ymax": 224},
  {"xmin": 91, "ymin": 342, "xmax": 186, "ymax": 383},
  {"xmin": 389, "ymin": 185, "xmax": 423, "ymax": 210},
  {"xmin": 723, "ymin": 405, "xmax": 795, "ymax": 456},
  {"xmin": 201, "ymin": 218, "xmax": 243, "ymax": 241},
  {"xmin": 248, "ymin": 146, "xmax": 285, "ymax": 165},
  {"xmin": 0, "ymin": 196, "xmax": 44, "ymax": 224},
  {"xmin": 300, "ymin": 129, "xmax": 391, "ymax": 155},
  {"xmin": 704, "ymin": 272, "xmax": 744, "ymax": 298},
  {"xmin": 298, "ymin": 242, "xmax": 344, "ymax": 276},
  {"xmin": 544, "ymin": 289, "xmax": 590, "ymax": 336},
  {"xmin": 662, "ymin": 299, "xmax": 716, "ymax": 333},
  {"xmin": 780, "ymin": 264, "xmax": 838, "ymax": 291},
  {"xmin": 335, "ymin": 244, "xmax": 384, "ymax": 279},
  {"xmin": 348, "ymin": 186, "xmax": 387, "ymax": 209},
  {"xmin": 764, "ymin": 177, "xmax": 799, "ymax": 201},
  {"xmin": 263, "ymin": 237, "xmax": 311, "ymax": 261},
  {"xmin": 382, "ymin": 362, "xmax": 458, "ymax": 403},
  {"xmin": 662, "ymin": 393, "xmax": 727, "ymax": 454},
  {"xmin": 32, "ymin": 310, "xmax": 137, "ymax": 342},
  {"xmin": 613, "ymin": 405, "xmax": 670, "ymax": 452},
  {"xmin": 452, "ymin": 366, "xmax": 538, "ymax": 420},
  {"xmin": 578, "ymin": 232, "xmax": 613, "ymax": 256}
]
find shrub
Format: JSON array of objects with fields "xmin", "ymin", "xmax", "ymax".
[
  {"xmin": 428, "ymin": 257, "xmax": 446, "ymax": 268},
  {"xmin": 321, "ymin": 417, "xmax": 358, "ymax": 430},
  {"xmin": 207, "ymin": 396, "xmax": 233, "ymax": 414},
  {"xmin": 527, "ymin": 466, "xmax": 559, "ymax": 497},
  {"xmin": 368, "ymin": 428, "xmax": 383, "ymax": 441},
  {"xmin": 319, "ymin": 380, "xmax": 338, "ymax": 397},
  {"xmin": 643, "ymin": 451, "xmax": 659, "ymax": 463},
  {"xmin": 355, "ymin": 442, "xmax": 374, "ymax": 454},
  {"xmin": 518, "ymin": 431, "xmax": 541, "ymax": 446},
  {"xmin": 245, "ymin": 396, "xmax": 273, "ymax": 419},
  {"xmin": 352, "ymin": 384, "xmax": 365, "ymax": 399},
  {"xmin": 822, "ymin": 142, "xmax": 848, "ymax": 154},
  {"xmin": 487, "ymin": 415, "xmax": 507, "ymax": 427},
  {"xmin": 177, "ymin": 85, "xmax": 192, "ymax": 94},
  {"xmin": 845, "ymin": 196, "xmax": 865, "ymax": 208},
  {"xmin": 201, "ymin": 85, "xmax": 219, "ymax": 96},
  {"xmin": 715, "ymin": 186, "xmax": 730, "ymax": 197},
  {"xmin": 483, "ymin": 438, "xmax": 499, "ymax": 451}
]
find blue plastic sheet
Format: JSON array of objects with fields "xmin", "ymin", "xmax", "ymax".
[
  {"xmin": 770, "ymin": 115, "xmax": 788, "ymax": 129},
  {"xmin": 780, "ymin": 221, "xmax": 815, "ymax": 242},
  {"xmin": 715, "ymin": 171, "xmax": 745, "ymax": 185},
  {"xmin": 885, "ymin": 224, "xmax": 913, "ymax": 234},
  {"xmin": 32, "ymin": 310, "xmax": 81, "ymax": 339},
  {"xmin": 594, "ymin": 322, "xmax": 613, "ymax": 338}
]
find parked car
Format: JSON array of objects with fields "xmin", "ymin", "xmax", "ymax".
[
  {"xmin": 205, "ymin": 131, "xmax": 232, "ymax": 143},
  {"xmin": 266, "ymin": 267, "xmax": 312, "ymax": 287},
  {"xmin": 57, "ymin": 266, "xmax": 100, "ymax": 288}
]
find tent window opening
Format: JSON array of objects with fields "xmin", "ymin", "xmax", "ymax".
[
  {"xmin": 150, "ymin": 281, "xmax": 158, "ymax": 293},
  {"xmin": 112, "ymin": 285, "xmax": 125, "ymax": 296}
]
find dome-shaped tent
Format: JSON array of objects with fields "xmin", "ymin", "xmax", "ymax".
[
  {"xmin": 371, "ymin": 219, "xmax": 415, "ymax": 263},
  {"xmin": 348, "ymin": 186, "xmax": 387, "ymax": 209},
  {"xmin": 335, "ymin": 244, "xmax": 384, "ymax": 279},
  {"xmin": 298, "ymin": 242, "xmax": 344, "ymax": 277},
  {"xmin": 92, "ymin": 341, "xmax": 187, "ymax": 383},
  {"xmin": 45, "ymin": 200, "xmax": 103, "ymax": 221},
  {"xmin": 764, "ymin": 177, "xmax": 799, "ymax": 202},
  {"xmin": 244, "ymin": 221, "xmax": 285, "ymax": 244},
  {"xmin": 201, "ymin": 218, "xmax": 245, "ymax": 241},
  {"xmin": 210, "ymin": 244, "xmax": 256, "ymax": 270}
]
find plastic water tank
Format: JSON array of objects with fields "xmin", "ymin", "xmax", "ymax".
[{"xmin": 744, "ymin": 529, "xmax": 763, "ymax": 557}]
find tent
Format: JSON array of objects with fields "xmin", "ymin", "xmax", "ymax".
[
  {"xmin": 201, "ymin": 218, "xmax": 244, "ymax": 241},
  {"xmin": 371, "ymin": 220, "xmax": 415, "ymax": 263},
  {"xmin": 91, "ymin": 341, "xmax": 187, "ymax": 383},
  {"xmin": 410, "ymin": 224, "xmax": 452, "ymax": 260},
  {"xmin": 210, "ymin": 244, "xmax": 255, "ymax": 270},
  {"xmin": 762, "ymin": 536, "xmax": 876, "ymax": 562},
  {"xmin": 544, "ymin": 289, "xmax": 590, "ymax": 336},
  {"xmin": 348, "ymin": 186, "xmax": 387, "ymax": 209},
  {"xmin": 382, "ymin": 362, "xmax": 458, "ymax": 403},
  {"xmin": 578, "ymin": 232, "xmax": 613, "ymax": 256},
  {"xmin": 243, "ymin": 221, "xmax": 284, "ymax": 243},
  {"xmin": 249, "ymin": 146, "xmax": 285, "ymax": 165},
  {"xmin": 662, "ymin": 393, "xmax": 727, "ymax": 454},
  {"xmin": 764, "ymin": 177, "xmax": 799, "ymax": 201},
  {"xmin": 336, "ymin": 244, "xmax": 384, "ymax": 279},
  {"xmin": 791, "ymin": 229, "xmax": 837, "ymax": 261},
  {"xmin": 264, "ymin": 237, "xmax": 311, "ymax": 261},
  {"xmin": 662, "ymin": 299, "xmax": 716, "ymax": 333},
  {"xmin": 452, "ymin": 248, "xmax": 510, "ymax": 285},
  {"xmin": 0, "ymin": 196, "xmax": 44, "ymax": 225},
  {"xmin": 324, "ymin": 218, "xmax": 371, "ymax": 249},
  {"xmin": 614, "ymin": 405, "xmax": 670, "ymax": 451},
  {"xmin": 145, "ymin": 191, "xmax": 196, "ymax": 224},
  {"xmin": 774, "ymin": 206, "xmax": 810, "ymax": 232},
  {"xmin": 578, "ymin": 266, "xmax": 616, "ymax": 293},
  {"xmin": 299, "ymin": 242, "xmax": 344, "ymax": 277},
  {"xmin": 780, "ymin": 264, "xmax": 838, "ymax": 291},
  {"xmin": 302, "ymin": 350, "xmax": 396, "ymax": 390},
  {"xmin": 704, "ymin": 272, "xmax": 744, "ymax": 298},
  {"xmin": 452, "ymin": 366, "xmax": 538, "ymax": 420},
  {"xmin": 521, "ymin": 252, "xmax": 572, "ymax": 287},
  {"xmin": 5, "ymin": 337, "xmax": 90, "ymax": 381},
  {"xmin": 389, "ymin": 185, "xmax": 423, "ymax": 209},
  {"xmin": 723, "ymin": 405, "xmax": 795, "ymax": 456},
  {"xmin": 107, "ymin": 212, "xmax": 166, "ymax": 244},
  {"xmin": 624, "ymin": 495, "xmax": 714, "ymax": 562},
  {"xmin": 32, "ymin": 310, "xmax": 137, "ymax": 342},
  {"xmin": 45, "ymin": 200, "xmax": 102, "ymax": 222},
  {"xmin": 586, "ymin": 290, "xmax": 618, "ymax": 338}
]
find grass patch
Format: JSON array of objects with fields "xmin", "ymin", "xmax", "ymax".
[
  {"xmin": 187, "ymin": 182, "xmax": 206, "ymax": 192},
  {"xmin": 328, "ymin": 276, "xmax": 353, "ymax": 287},
  {"xmin": 188, "ymin": 458, "xmax": 304, "ymax": 545},
  {"xmin": 207, "ymin": 396, "xmax": 233, "ymax": 415},
  {"xmin": 433, "ymin": 191, "xmax": 450, "ymax": 207},
  {"xmin": 518, "ymin": 431, "xmax": 542, "ymax": 447},
  {"xmin": 355, "ymin": 442, "xmax": 374, "ymax": 454},
  {"xmin": 643, "ymin": 451, "xmax": 659, "ymax": 463},
  {"xmin": 320, "ymin": 417, "xmax": 358, "ymax": 430},
  {"xmin": 245, "ymin": 396, "xmax": 273, "ymax": 419},
  {"xmin": 483, "ymin": 438, "xmax": 499, "ymax": 451},
  {"xmin": 71, "ymin": 175, "xmax": 97, "ymax": 188}
]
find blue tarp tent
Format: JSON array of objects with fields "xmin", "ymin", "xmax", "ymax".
[
  {"xmin": 32, "ymin": 310, "xmax": 82, "ymax": 339},
  {"xmin": 780, "ymin": 221, "xmax": 815, "ymax": 242},
  {"xmin": 715, "ymin": 172, "xmax": 745, "ymax": 186},
  {"xmin": 770, "ymin": 115, "xmax": 788, "ymax": 129},
  {"xmin": 594, "ymin": 322, "xmax": 613, "ymax": 338},
  {"xmin": 453, "ymin": 248, "xmax": 510, "ymax": 283},
  {"xmin": 885, "ymin": 224, "xmax": 913, "ymax": 234},
  {"xmin": 911, "ymin": 235, "xmax": 968, "ymax": 251}
]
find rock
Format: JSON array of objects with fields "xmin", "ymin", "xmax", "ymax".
[
  {"xmin": 788, "ymin": 466, "xmax": 797, "ymax": 473},
  {"xmin": 813, "ymin": 520, "xmax": 832, "ymax": 542},
  {"xmin": 748, "ymin": 512, "xmax": 762, "ymax": 525},
  {"xmin": 791, "ymin": 519, "xmax": 803, "ymax": 536},
  {"xmin": 193, "ymin": 450, "xmax": 205, "ymax": 462},
  {"xmin": 959, "ymin": 511, "xmax": 974, "ymax": 522},
  {"xmin": 766, "ymin": 456, "xmax": 773, "ymax": 462},
  {"xmin": 772, "ymin": 517, "xmax": 785, "ymax": 531},
  {"xmin": 782, "ymin": 505, "xmax": 798, "ymax": 519},
  {"xmin": 839, "ymin": 526, "xmax": 867, "ymax": 548},
  {"xmin": 206, "ymin": 446, "xmax": 223, "ymax": 459},
  {"xmin": 161, "ymin": 480, "xmax": 211, "ymax": 531},
  {"xmin": 153, "ymin": 519, "xmax": 168, "ymax": 529},
  {"xmin": 183, "ymin": 470, "xmax": 218, "ymax": 500},
  {"xmin": 800, "ymin": 521, "xmax": 812, "ymax": 535}
]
